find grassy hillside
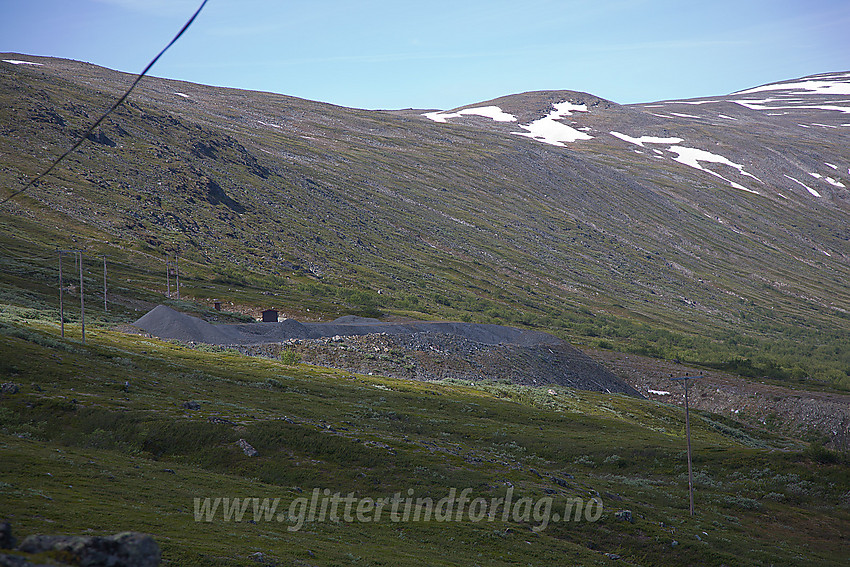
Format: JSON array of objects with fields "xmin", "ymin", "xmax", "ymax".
[
  {"xmin": 1, "ymin": 310, "xmax": 848, "ymax": 565},
  {"xmin": 0, "ymin": 198, "xmax": 847, "ymax": 565},
  {"xmin": 2, "ymin": 55, "xmax": 849, "ymax": 390}
]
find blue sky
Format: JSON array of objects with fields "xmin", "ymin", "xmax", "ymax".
[{"xmin": 2, "ymin": 0, "xmax": 849, "ymax": 110}]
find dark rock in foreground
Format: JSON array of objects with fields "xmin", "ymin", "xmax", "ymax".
[{"xmin": 0, "ymin": 526, "xmax": 159, "ymax": 567}]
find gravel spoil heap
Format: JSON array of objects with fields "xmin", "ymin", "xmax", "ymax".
[{"xmin": 134, "ymin": 305, "xmax": 641, "ymax": 396}]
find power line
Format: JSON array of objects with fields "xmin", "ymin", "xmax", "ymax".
[{"xmin": 0, "ymin": 0, "xmax": 210, "ymax": 206}]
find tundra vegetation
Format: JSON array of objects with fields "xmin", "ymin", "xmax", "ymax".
[{"xmin": 1, "ymin": 56, "xmax": 849, "ymax": 565}]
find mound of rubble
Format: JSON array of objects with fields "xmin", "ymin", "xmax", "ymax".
[
  {"xmin": 133, "ymin": 305, "xmax": 641, "ymax": 396},
  {"xmin": 134, "ymin": 306, "xmax": 563, "ymax": 347}
]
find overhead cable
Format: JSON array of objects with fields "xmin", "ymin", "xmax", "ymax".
[{"xmin": 0, "ymin": 0, "xmax": 210, "ymax": 205}]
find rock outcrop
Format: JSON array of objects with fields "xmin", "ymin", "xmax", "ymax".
[{"xmin": 0, "ymin": 525, "xmax": 160, "ymax": 567}]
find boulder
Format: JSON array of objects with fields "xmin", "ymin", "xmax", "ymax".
[
  {"xmin": 18, "ymin": 532, "xmax": 160, "ymax": 567},
  {"xmin": 614, "ymin": 509, "xmax": 633, "ymax": 523},
  {"xmin": 237, "ymin": 439, "xmax": 259, "ymax": 457}
]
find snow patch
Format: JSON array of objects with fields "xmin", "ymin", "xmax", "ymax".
[
  {"xmin": 718, "ymin": 114, "xmax": 738, "ymax": 120},
  {"xmin": 174, "ymin": 92, "xmax": 190, "ymax": 98},
  {"xmin": 647, "ymin": 389, "xmax": 671, "ymax": 396},
  {"xmin": 809, "ymin": 172, "xmax": 846, "ymax": 188},
  {"xmin": 670, "ymin": 112, "xmax": 701, "ymax": 119},
  {"xmin": 610, "ymin": 132, "xmax": 683, "ymax": 147},
  {"xmin": 802, "ymin": 105, "xmax": 850, "ymax": 113},
  {"xmin": 511, "ymin": 102, "xmax": 592, "ymax": 146},
  {"xmin": 668, "ymin": 146, "xmax": 761, "ymax": 193},
  {"xmin": 731, "ymin": 99, "xmax": 850, "ymax": 114},
  {"xmin": 784, "ymin": 175, "xmax": 822, "ymax": 197},
  {"xmin": 2, "ymin": 59, "xmax": 43, "ymax": 66},
  {"xmin": 671, "ymin": 100, "xmax": 720, "ymax": 105},
  {"xmin": 424, "ymin": 105, "xmax": 516, "ymax": 123},
  {"xmin": 735, "ymin": 78, "xmax": 850, "ymax": 96},
  {"xmin": 611, "ymin": 130, "xmax": 761, "ymax": 193}
]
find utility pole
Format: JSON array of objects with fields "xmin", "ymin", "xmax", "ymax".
[
  {"xmin": 165, "ymin": 255, "xmax": 172, "ymax": 298},
  {"xmin": 78, "ymin": 250, "xmax": 85, "ymax": 344},
  {"xmin": 58, "ymin": 250, "xmax": 64, "ymax": 338},
  {"xmin": 165, "ymin": 253, "xmax": 181, "ymax": 300},
  {"xmin": 58, "ymin": 249, "xmax": 78, "ymax": 339},
  {"xmin": 103, "ymin": 255, "xmax": 108, "ymax": 311},
  {"xmin": 671, "ymin": 375, "xmax": 703, "ymax": 516}
]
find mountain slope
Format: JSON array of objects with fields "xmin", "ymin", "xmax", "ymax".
[{"xmin": 1, "ymin": 54, "xmax": 848, "ymax": 387}]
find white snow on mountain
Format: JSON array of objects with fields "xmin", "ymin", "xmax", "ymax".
[
  {"xmin": 511, "ymin": 102, "xmax": 592, "ymax": 146},
  {"xmin": 610, "ymin": 132, "xmax": 683, "ymax": 146},
  {"xmin": 2, "ymin": 59, "xmax": 43, "ymax": 66},
  {"xmin": 785, "ymin": 175, "xmax": 822, "ymax": 197},
  {"xmin": 670, "ymin": 112, "xmax": 702, "ymax": 119},
  {"xmin": 668, "ymin": 146, "xmax": 760, "ymax": 193},
  {"xmin": 420, "ymin": 78, "xmax": 847, "ymax": 197},
  {"xmin": 667, "ymin": 100, "xmax": 720, "ymax": 106},
  {"xmin": 735, "ymin": 77, "xmax": 850, "ymax": 97},
  {"xmin": 809, "ymin": 172, "xmax": 846, "ymax": 188},
  {"xmin": 731, "ymin": 98, "xmax": 850, "ymax": 114},
  {"xmin": 424, "ymin": 105, "xmax": 517, "ymax": 123},
  {"xmin": 610, "ymin": 131, "xmax": 761, "ymax": 193},
  {"xmin": 726, "ymin": 73, "xmax": 850, "ymax": 115}
]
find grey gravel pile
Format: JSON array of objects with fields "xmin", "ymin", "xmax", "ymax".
[
  {"xmin": 134, "ymin": 305, "xmax": 640, "ymax": 396},
  {"xmin": 134, "ymin": 305, "xmax": 563, "ymax": 347}
]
